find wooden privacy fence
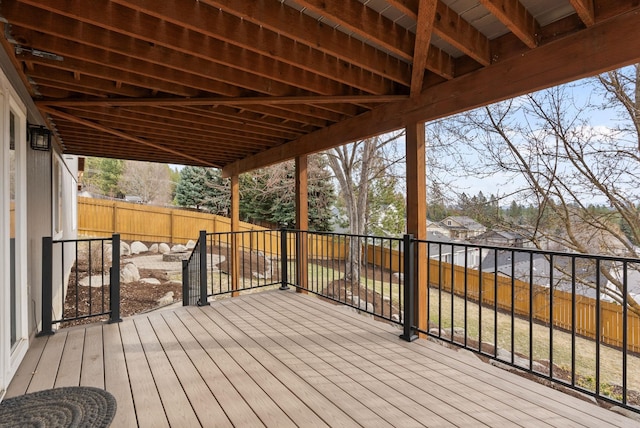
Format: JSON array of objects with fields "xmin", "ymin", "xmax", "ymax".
[{"xmin": 78, "ymin": 198, "xmax": 350, "ymax": 258}]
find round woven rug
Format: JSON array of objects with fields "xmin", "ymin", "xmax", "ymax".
[{"xmin": 0, "ymin": 386, "xmax": 116, "ymax": 428}]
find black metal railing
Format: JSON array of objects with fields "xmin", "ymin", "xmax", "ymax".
[
  {"xmin": 182, "ymin": 229, "xmax": 289, "ymax": 305},
  {"xmin": 181, "ymin": 228, "xmax": 639, "ymax": 413},
  {"xmin": 40, "ymin": 234, "xmax": 121, "ymax": 335},
  {"xmin": 294, "ymin": 230, "xmax": 406, "ymax": 327},
  {"xmin": 413, "ymin": 238, "xmax": 640, "ymax": 413}
]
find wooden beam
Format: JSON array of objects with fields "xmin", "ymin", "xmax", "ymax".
[
  {"xmin": 405, "ymin": 120, "xmax": 427, "ymax": 334},
  {"xmin": 230, "ymin": 175, "xmax": 240, "ymax": 297},
  {"xmin": 36, "ymin": 95, "xmax": 408, "ymax": 108},
  {"xmin": 291, "ymin": 0, "xmax": 454, "ymax": 80},
  {"xmin": 110, "ymin": 0, "xmax": 395, "ymax": 95},
  {"xmin": 388, "ymin": 0, "xmax": 491, "ymax": 66},
  {"xmin": 411, "ymin": 0, "xmax": 438, "ymax": 96},
  {"xmin": 14, "ymin": 0, "xmax": 355, "ymax": 97},
  {"xmin": 39, "ymin": 106, "xmax": 213, "ymax": 166},
  {"xmin": 295, "ymin": 155, "xmax": 309, "ymax": 294},
  {"xmin": 569, "ymin": 0, "xmax": 596, "ymax": 27},
  {"xmin": 199, "ymin": 0, "xmax": 413, "ymax": 85},
  {"xmin": 222, "ymin": 7, "xmax": 640, "ymax": 176},
  {"xmin": 479, "ymin": 0, "xmax": 539, "ymax": 48}
]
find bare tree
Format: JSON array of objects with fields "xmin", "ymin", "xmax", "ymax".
[
  {"xmin": 119, "ymin": 160, "xmax": 172, "ymax": 204},
  {"xmin": 326, "ymin": 131, "xmax": 405, "ymax": 282},
  {"xmin": 445, "ymin": 66, "xmax": 640, "ymax": 315}
]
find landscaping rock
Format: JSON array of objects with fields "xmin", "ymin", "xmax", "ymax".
[
  {"xmin": 393, "ymin": 272, "xmax": 404, "ymax": 281},
  {"xmin": 171, "ymin": 244, "xmax": 187, "ymax": 253},
  {"xmin": 79, "ymin": 274, "xmax": 109, "ymax": 288},
  {"xmin": 358, "ymin": 301, "xmax": 374, "ymax": 313},
  {"xmin": 156, "ymin": 291, "xmax": 175, "ymax": 306},
  {"xmin": 120, "ymin": 241, "xmax": 131, "ymax": 256},
  {"xmin": 140, "ymin": 278, "xmax": 161, "ymax": 285},
  {"xmin": 158, "ymin": 243, "xmax": 171, "ymax": 254},
  {"xmin": 496, "ymin": 348, "xmax": 547, "ymax": 372},
  {"xmin": 391, "ymin": 314, "xmax": 400, "ymax": 322},
  {"xmin": 149, "ymin": 243, "xmax": 159, "ymax": 253},
  {"xmin": 163, "ymin": 252, "xmax": 190, "ymax": 262},
  {"xmin": 454, "ymin": 327, "xmax": 466, "ymax": 336},
  {"xmin": 131, "ymin": 241, "xmax": 149, "ymax": 254},
  {"xmin": 185, "ymin": 240, "xmax": 196, "ymax": 250},
  {"xmin": 104, "ymin": 240, "xmax": 132, "ymax": 260},
  {"xmin": 120, "ymin": 262, "xmax": 140, "ymax": 283}
]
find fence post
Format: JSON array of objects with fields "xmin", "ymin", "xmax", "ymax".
[
  {"xmin": 109, "ymin": 234, "xmax": 122, "ymax": 323},
  {"xmin": 38, "ymin": 236, "xmax": 54, "ymax": 336},
  {"xmin": 198, "ymin": 230, "xmax": 209, "ymax": 306},
  {"xmin": 182, "ymin": 259, "xmax": 189, "ymax": 306},
  {"xmin": 400, "ymin": 234, "xmax": 417, "ymax": 342},
  {"xmin": 280, "ymin": 228, "xmax": 289, "ymax": 290}
]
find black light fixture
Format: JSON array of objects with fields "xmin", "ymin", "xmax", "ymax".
[{"xmin": 28, "ymin": 124, "xmax": 52, "ymax": 151}]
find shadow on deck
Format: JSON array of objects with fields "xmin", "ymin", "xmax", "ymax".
[{"xmin": 7, "ymin": 290, "xmax": 636, "ymax": 427}]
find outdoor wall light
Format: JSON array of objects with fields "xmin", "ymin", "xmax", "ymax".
[{"xmin": 28, "ymin": 124, "xmax": 52, "ymax": 151}]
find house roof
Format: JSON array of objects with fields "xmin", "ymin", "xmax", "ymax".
[
  {"xmin": 2, "ymin": 1, "xmax": 640, "ymax": 174},
  {"xmin": 440, "ymin": 216, "xmax": 485, "ymax": 231}
]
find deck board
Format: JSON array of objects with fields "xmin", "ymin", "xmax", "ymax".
[
  {"xmin": 6, "ymin": 290, "xmax": 638, "ymax": 427},
  {"xmin": 80, "ymin": 325, "xmax": 104, "ymax": 388},
  {"xmin": 26, "ymin": 331, "xmax": 67, "ymax": 394},
  {"xmin": 103, "ymin": 323, "xmax": 137, "ymax": 428},
  {"xmin": 54, "ymin": 329, "xmax": 84, "ymax": 388}
]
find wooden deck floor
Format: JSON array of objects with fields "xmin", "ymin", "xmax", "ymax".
[{"xmin": 6, "ymin": 290, "xmax": 637, "ymax": 427}]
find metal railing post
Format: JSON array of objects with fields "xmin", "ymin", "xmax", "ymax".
[
  {"xmin": 400, "ymin": 234, "xmax": 417, "ymax": 342},
  {"xmin": 198, "ymin": 230, "xmax": 209, "ymax": 306},
  {"xmin": 108, "ymin": 234, "xmax": 122, "ymax": 323},
  {"xmin": 280, "ymin": 228, "xmax": 289, "ymax": 290},
  {"xmin": 182, "ymin": 259, "xmax": 189, "ymax": 306},
  {"xmin": 38, "ymin": 236, "xmax": 54, "ymax": 336}
]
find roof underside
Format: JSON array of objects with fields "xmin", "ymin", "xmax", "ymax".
[{"xmin": 1, "ymin": 0, "xmax": 640, "ymax": 175}]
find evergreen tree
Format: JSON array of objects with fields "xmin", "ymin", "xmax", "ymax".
[
  {"xmin": 174, "ymin": 166, "xmax": 207, "ymax": 210},
  {"xmin": 173, "ymin": 156, "xmax": 335, "ymax": 230},
  {"xmin": 83, "ymin": 157, "xmax": 124, "ymax": 198}
]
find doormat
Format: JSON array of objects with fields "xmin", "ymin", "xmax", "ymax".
[{"xmin": 0, "ymin": 386, "xmax": 116, "ymax": 427}]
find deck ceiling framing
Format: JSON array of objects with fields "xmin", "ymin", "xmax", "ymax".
[{"xmin": 0, "ymin": 0, "xmax": 639, "ymax": 171}]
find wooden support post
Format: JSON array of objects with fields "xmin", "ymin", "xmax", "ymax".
[
  {"xmin": 231, "ymin": 174, "xmax": 240, "ymax": 297},
  {"xmin": 406, "ymin": 120, "xmax": 428, "ymax": 335},
  {"xmin": 295, "ymin": 155, "xmax": 308, "ymax": 293}
]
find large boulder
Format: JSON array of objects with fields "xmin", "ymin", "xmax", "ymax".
[
  {"xmin": 130, "ymin": 241, "xmax": 149, "ymax": 254},
  {"xmin": 185, "ymin": 240, "xmax": 196, "ymax": 250},
  {"xmin": 120, "ymin": 262, "xmax": 140, "ymax": 283},
  {"xmin": 149, "ymin": 243, "xmax": 159, "ymax": 253},
  {"xmin": 156, "ymin": 291, "xmax": 175, "ymax": 306},
  {"xmin": 120, "ymin": 241, "xmax": 131, "ymax": 256},
  {"xmin": 158, "ymin": 243, "xmax": 171, "ymax": 254},
  {"xmin": 171, "ymin": 244, "xmax": 188, "ymax": 253}
]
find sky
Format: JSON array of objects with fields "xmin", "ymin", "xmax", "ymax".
[{"xmin": 422, "ymin": 73, "xmax": 629, "ymax": 207}]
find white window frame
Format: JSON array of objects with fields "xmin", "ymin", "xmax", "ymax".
[{"xmin": 0, "ymin": 73, "xmax": 28, "ymax": 396}]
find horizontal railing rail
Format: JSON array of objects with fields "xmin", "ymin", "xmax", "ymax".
[{"xmin": 40, "ymin": 234, "xmax": 121, "ymax": 335}]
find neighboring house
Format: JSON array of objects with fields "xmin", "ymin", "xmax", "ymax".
[
  {"xmin": 427, "ymin": 219, "xmax": 450, "ymax": 237},
  {"xmin": 427, "ymin": 231, "xmax": 481, "ymax": 268},
  {"xmin": 472, "ymin": 229, "xmax": 531, "ymax": 248},
  {"xmin": 439, "ymin": 216, "xmax": 487, "ymax": 239},
  {"xmin": 0, "ymin": 51, "xmax": 78, "ymax": 395},
  {"xmin": 478, "ymin": 249, "xmax": 640, "ymax": 301}
]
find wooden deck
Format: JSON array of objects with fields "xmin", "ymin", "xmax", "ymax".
[{"xmin": 6, "ymin": 290, "xmax": 637, "ymax": 427}]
